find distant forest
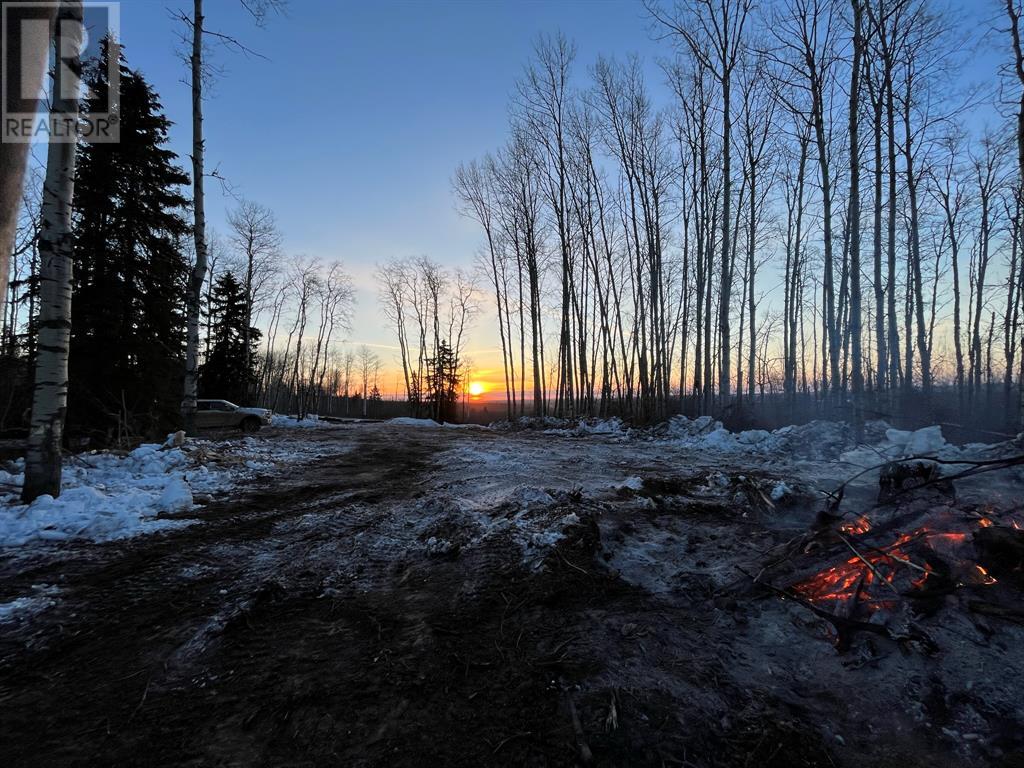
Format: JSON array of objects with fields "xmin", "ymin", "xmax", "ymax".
[{"xmin": 431, "ymin": 0, "xmax": 1024, "ymax": 436}]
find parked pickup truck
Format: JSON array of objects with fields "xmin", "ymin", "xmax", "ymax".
[{"xmin": 196, "ymin": 399, "xmax": 273, "ymax": 432}]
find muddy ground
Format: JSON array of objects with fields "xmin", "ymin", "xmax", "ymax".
[{"xmin": 1, "ymin": 423, "xmax": 1021, "ymax": 767}]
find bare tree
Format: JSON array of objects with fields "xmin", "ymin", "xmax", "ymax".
[
  {"xmin": 2, "ymin": 172, "xmax": 42, "ymax": 357},
  {"xmin": 227, "ymin": 199, "xmax": 282, "ymax": 395},
  {"xmin": 23, "ymin": 1, "xmax": 82, "ymax": 502},
  {"xmin": 357, "ymin": 344, "xmax": 378, "ymax": 417},
  {"xmin": 453, "ymin": 160, "xmax": 516, "ymax": 417},
  {"xmin": 376, "ymin": 257, "xmax": 415, "ymax": 405},
  {"xmin": 305, "ymin": 261, "xmax": 354, "ymax": 416},
  {"xmin": 515, "ymin": 33, "xmax": 577, "ymax": 416},
  {"xmin": 967, "ymin": 135, "xmax": 1007, "ymax": 403},
  {"xmin": 931, "ymin": 133, "xmax": 968, "ymax": 413},
  {"xmin": 202, "ymin": 229, "xmax": 224, "ymax": 361},
  {"xmin": 1006, "ymin": 0, "xmax": 1024, "ymax": 426},
  {"xmin": 181, "ymin": 0, "xmax": 207, "ymax": 436},
  {"xmin": 177, "ymin": 0, "xmax": 284, "ymax": 434},
  {"xmin": 649, "ymin": 0, "xmax": 753, "ymax": 405},
  {"xmin": 848, "ymin": 0, "xmax": 865, "ymax": 423},
  {"xmin": 771, "ymin": 0, "xmax": 841, "ymax": 398}
]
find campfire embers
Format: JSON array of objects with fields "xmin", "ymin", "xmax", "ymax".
[
  {"xmin": 778, "ymin": 514, "xmax": 1019, "ymax": 651},
  {"xmin": 792, "ymin": 521, "xmax": 1003, "ymax": 625},
  {"xmin": 839, "ymin": 515, "xmax": 871, "ymax": 535},
  {"xmin": 742, "ymin": 453, "xmax": 1024, "ymax": 655}
]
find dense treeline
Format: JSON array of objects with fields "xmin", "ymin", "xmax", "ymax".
[{"xmin": 455, "ymin": 0, "xmax": 1024, "ymax": 432}]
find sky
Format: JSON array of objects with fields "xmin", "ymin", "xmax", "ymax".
[
  {"xmin": 59, "ymin": 0, "xmax": 1008, "ymax": 397},
  {"xmin": 88, "ymin": 0, "xmax": 670, "ymax": 396}
]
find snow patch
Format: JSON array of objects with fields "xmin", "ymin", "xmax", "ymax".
[
  {"xmin": 0, "ymin": 433, "xmax": 349, "ymax": 548},
  {"xmin": 271, "ymin": 414, "xmax": 324, "ymax": 428},
  {"xmin": 615, "ymin": 476, "xmax": 644, "ymax": 491},
  {"xmin": 158, "ymin": 476, "xmax": 194, "ymax": 513},
  {"xmin": 388, "ymin": 417, "xmax": 441, "ymax": 428},
  {"xmin": 493, "ymin": 416, "xmax": 627, "ymax": 437},
  {"xmin": 0, "ymin": 584, "xmax": 59, "ymax": 623}
]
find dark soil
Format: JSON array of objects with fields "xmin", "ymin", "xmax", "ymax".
[{"xmin": 0, "ymin": 426, "xmax": 1019, "ymax": 767}]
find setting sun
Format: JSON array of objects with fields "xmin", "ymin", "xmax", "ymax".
[{"xmin": 468, "ymin": 381, "xmax": 486, "ymax": 397}]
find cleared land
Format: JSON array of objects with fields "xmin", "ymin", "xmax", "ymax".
[{"xmin": 1, "ymin": 423, "xmax": 1021, "ymax": 767}]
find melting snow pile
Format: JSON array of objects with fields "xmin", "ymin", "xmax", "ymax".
[
  {"xmin": 0, "ymin": 435, "xmax": 330, "ymax": 548},
  {"xmin": 388, "ymin": 417, "xmax": 442, "ymax": 428},
  {"xmin": 407, "ymin": 453, "xmax": 586, "ymax": 570},
  {"xmin": 665, "ymin": 415, "xmax": 855, "ymax": 459},
  {"xmin": 838, "ymin": 425, "xmax": 1008, "ymax": 468},
  {"xmin": 454, "ymin": 484, "xmax": 583, "ymax": 568},
  {"xmin": 490, "ymin": 416, "xmax": 626, "ymax": 436},
  {"xmin": 525, "ymin": 417, "xmax": 628, "ymax": 437},
  {"xmin": 664, "ymin": 416, "xmax": 1020, "ymax": 467},
  {"xmin": 272, "ymin": 414, "xmax": 329, "ymax": 428},
  {"xmin": 0, "ymin": 444, "xmax": 210, "ymax": 546}
]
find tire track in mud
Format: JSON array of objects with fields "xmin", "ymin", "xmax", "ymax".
[
  {"xmin": 0, "ymin": 427, "xmax": 438, "ymax": 766},
  {"xmin": 1, "ymin": 427, "xmax": 915, "ymax": 767}
]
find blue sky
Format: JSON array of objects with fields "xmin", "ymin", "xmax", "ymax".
[
  {"xmin": 102, "ymin": 0, "xmax": 669, "ymax": 369},
  {"xmin": 64, "ymin": 0, "xmax": 1007, "ymax": 386}
]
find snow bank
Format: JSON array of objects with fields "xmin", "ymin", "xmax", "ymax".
[
  {"xmin": 664, "ymin": 416, "xmax": 854, "ymax": 459},
  {"xmin": 453, "ymin": 484, "xmax": 580, "ymax": 568},
  {"xmin": 491, "ymin": 416, "xmax": 625, "ymax": 436},
  {"xmin": 0, "ymin": 445, "xmax": 215, "ymax": 546},
  {"xmin": 0, "ymin": 433, "xmax": 343, "ymax": 548},
  {"xmin": 575, "ymin": 417, "xmax": 626, "ymax": 435},
  {"xmin": 388, "ymin": 417, "xmax": 441, "ymax": 428},
  {"xmin": 837, "ymin": 424, "xmax": 987, "ymax": 468},
  {"xmin": 380, "ymin": 418, "xmax": 487, "ymax": 429},
  {"xmin": 663, "ymin": 416, "xmax": 1010, "ymax": 466},
  {"xmin": 271, "ymin": 414, "xmax": 323, "ymax": 428},
  {"xmin": 538, "ymin": 417, "xmax": 627, "ymax": 437},
  {"xmin": 885, "ymin": 425, "xmax": 947, "ymax": 455},
  {"xmin": 665, "ymin": 415, "xmax": 722, "ymax": 439}
]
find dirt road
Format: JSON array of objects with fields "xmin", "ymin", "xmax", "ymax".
[{"xmin": 0, "ymin": 424, "xmax": 1019, "ymax": 767}]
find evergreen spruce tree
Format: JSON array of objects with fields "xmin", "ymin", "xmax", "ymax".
[
  {"xmin": 426, "ymin": 340, "xmax": 459, "ymax": 423},
  {"xmin": 200, "ymin": 271, "xmax": 261, "ymax": 404},
  {"xmin": 69, "ymin": 40, "xmax": 191, "ymax": 442}
]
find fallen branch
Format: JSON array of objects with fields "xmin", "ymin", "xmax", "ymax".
[
  {"xmin": 826, "ymin": 453, "xmax": 1024, "ymax": 519},
  {"xmin": 835, "ymin": 532, "xmax": 901, "ymax": 597},
  {"xmin": 736, "ymin": 566, "xmax": 937, "ymax": 653},
  {"xmin": 557, "ymin": 551, "xmax": 591, "ymax": 576},
  {"xmin": 736, "ymin": 566, "xmax": 890, "ymax": 650},
  {"xmin": 566, "ymin": 692, "xmax": 594, "ymax": 765},
  {"xmin": 491, "ymin": 731, "xmax": 532, "ymax": 755}
]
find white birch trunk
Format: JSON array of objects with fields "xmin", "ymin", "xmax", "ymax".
[{"xmin": 23, "ymin": 0, "xmax": 81, "ymax": 502}]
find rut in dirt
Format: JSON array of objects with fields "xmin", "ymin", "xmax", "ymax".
[{"xmin": 0, "ymin": 429, "xmax": 438, "ymax": 766}]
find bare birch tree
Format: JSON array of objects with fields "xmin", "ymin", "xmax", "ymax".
[
  {"xmin": 228, "ymin": 199, "xmax": 282, "ymax": 396},
  {"xmin": 23, "ymin": 1, "xmax": 82, "ymax": 502}
]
